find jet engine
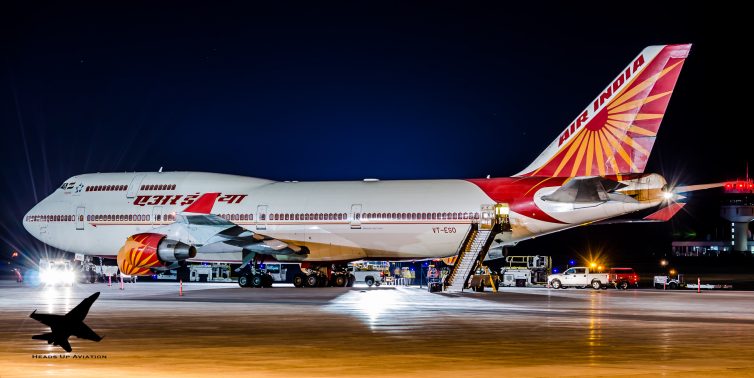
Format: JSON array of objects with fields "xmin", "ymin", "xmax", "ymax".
[{"xmin": 116, "ymin": 233, "xmax": 197, "ymax": 276}]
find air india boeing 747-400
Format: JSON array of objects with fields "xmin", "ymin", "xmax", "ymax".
[{"xmin": 24, "ymin": 44, "xmax": 710, "ymax": 289}]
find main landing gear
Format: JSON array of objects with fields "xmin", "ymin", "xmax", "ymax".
[
  {"xmin": 238, "ymin": 271, "xmax": 273, "ymax": 288},
  {"xmin": 292, "ymin": 264, "xmax": 355, "ymax": 288},
  {"xmin": 236, "ymin": 253, "xmax": 273, "ymax": 288}
]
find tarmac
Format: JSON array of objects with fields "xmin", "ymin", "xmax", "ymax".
[{"xmin": 1, "ymin": 280, "xmax": 754, "ymax": 377}]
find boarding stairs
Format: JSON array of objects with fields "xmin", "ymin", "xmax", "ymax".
[{"xmin": 444, "ymin": 227, "xmax": 495, "ymax": 292}]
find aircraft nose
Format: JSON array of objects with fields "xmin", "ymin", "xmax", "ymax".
[{"xmin": 23, "ymin": 205, "xmax": 37, "ymax": 236}]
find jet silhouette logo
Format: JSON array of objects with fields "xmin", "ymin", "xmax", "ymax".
[{"xmin": 30, "ymin": 292, "xmax": 103, "ymax": 352}]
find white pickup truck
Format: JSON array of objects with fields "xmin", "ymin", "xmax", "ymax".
[{"xmin": 548, "ymin": 267, "xmax": 609, "ymax": 290}]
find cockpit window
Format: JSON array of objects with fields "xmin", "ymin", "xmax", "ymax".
[{"xmin": 60, "ymin": 183, "xmax": 68, "ymax": 189}]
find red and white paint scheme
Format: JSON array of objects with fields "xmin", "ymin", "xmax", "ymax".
[{"xmin": 23, "ymin": 44, "xmax": 696, "ymax": 277}]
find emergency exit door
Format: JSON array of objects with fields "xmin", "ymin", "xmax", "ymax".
[
  {"xmin": 350, "ymin": 204, "xmax": 362, "ymax": 229},
  {"xmin": 76, "ymin": 207, "xmax": 85, "ymax": 230}
]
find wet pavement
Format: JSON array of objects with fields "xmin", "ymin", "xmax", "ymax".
[{"xmin": 1, "ymin": 280, "xmax": 753, "ymax": 377}]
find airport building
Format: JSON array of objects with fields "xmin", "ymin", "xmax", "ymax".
[{"xmin": 672, "ymin": 178, "xmax": 754, "ymax": 256}]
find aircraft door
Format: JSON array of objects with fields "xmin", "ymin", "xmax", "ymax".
[
  {"xmin": 127, "ymin": 174, "xmax": 146, "ymax": 198},
  {"xmin": 76, "ymin": 207, "xmax": 86, "ymax": 230},
  {"xmin": 152, "ymin": 206, "xmax": 163, "ymax": 228},
  {"xmin": 256, "ymin": 205, "xmax": 268, "ymax": 230},
  {"xmin": 350, "ymin": 204, "xmax": 362, "ymax": 229},
  {"xmin": 480, "ymin": 204, "xmax": 495, "ymax": 230}
]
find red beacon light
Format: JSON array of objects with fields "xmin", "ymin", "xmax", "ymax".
[{"xmin": 724, "ymin": 178, "xmax": 754, "ymax": 193}]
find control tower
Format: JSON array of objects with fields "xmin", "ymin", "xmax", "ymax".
[{"xmin": 721, "ymin": 178, "xmax": 754, "ymax": 252}]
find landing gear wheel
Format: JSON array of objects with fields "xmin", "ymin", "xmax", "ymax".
[
  {"xmin": 591, "ymin": 280, "xmax": 602, "ymax": 290},
  {"xmin": 346, "ymin": 274, "xmax": 355, "ymax": 287},
  {"xmin": 293, "ymin": 273, "xmax": 305, "ymax": 288},
  {"xmin": 333, "ymin": 275, "xmax": 347, "ymax": 287},
  {"xmin": 550, "ymin": 280, "xmax": 561, "ymax": 289},
  {"xmin": 262, "ymin": 274, "xmax": 273, "ymax": 288},
  {"xmin": 305, "ymin": 274, "xmax": 319, "ymax": 287},
  {"xmin": 238, "ymin": 274, "xmax": 251, "ymax": 288},
  {"xmin": 252, "ymin": 274, "xmax": 264, "ymax": 288}
]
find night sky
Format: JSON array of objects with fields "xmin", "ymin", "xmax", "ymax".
[{"xmin": 0, "ymin": 2, "xmax": 749, "ymax": 264}]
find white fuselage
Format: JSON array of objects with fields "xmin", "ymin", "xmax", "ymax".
[{"xmin": 23, "ymin": 171, "xmax": 664, "ymax": 263}]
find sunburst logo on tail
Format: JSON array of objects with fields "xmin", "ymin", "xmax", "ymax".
[{"xmin": 517, "ymin": 44, "xmax": 691, "ymax": 178}]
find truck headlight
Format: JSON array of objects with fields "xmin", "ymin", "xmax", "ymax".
[{"xmin": 39, "ymin": 269, "xmax": 51, "ymax": 283}]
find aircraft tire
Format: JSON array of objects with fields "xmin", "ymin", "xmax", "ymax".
[
  {"xmin": 333, "ymin": 274, "xmax": 347, "ymax": 287},
  {"xmin": 252, "ymin": 274, "xmax": 264, "ymax": 288},
  {"xmin": 305, "ymin": 274, "xmax": 319, "ymax": 288},
  {"xmin": 238, "ymin": 274, "xmax": 251, "ymax": 288},
  {"xmin": 293, "ymin": 273, "xmax": 305, "ymax": 288}
]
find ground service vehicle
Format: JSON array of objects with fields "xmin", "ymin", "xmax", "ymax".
[
  {"xmin": 348, "ymin": 262, "xmax": 386, "ymax": 287},
  {"xmin": 610, "ymin": 267, "xmax": 639, "ymax": 289},
  {"xmin": 654, "ymin": 274, "xmax": 685, "ymax": 289},
  {"xmin": 38, "ymin": 259, "xmax": 76, "ymax": 286},
  {"xmin": 548, "ymin": 267, "xmax": 609, "ymax": 290}
]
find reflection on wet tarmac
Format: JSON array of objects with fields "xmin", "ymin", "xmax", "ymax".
[{"xmin": 1, "ymin": 281, "xmax": 754, "ymax": 377}]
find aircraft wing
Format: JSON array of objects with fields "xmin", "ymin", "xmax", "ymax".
[
  {"xmin": 72, "ymin": 323, "xmax": 103, "ymax": 342},
  {"xmin": 66, "ymin": 292, "xmax": 100, "ymax": 322},
  {"xmin": 30, "ymin": 311, "xmax": 62, "ymax": 327},
  {"xmin": 171, "ymin": 193, "xmax": 308, "ymax": 256},
  {"xmin": 205, "ymin": 221, "xmax": 307, "ymax": 255}
]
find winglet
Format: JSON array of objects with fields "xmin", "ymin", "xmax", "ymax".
[
  {"xmin": 643, "ymin": 202, "xmax": 685, "ymax": 221},
  {"xmin": 183, "ymin": 193, "xmax": 221, "ymax": 214}
]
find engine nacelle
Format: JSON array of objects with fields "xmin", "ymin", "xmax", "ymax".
[{"xmin": 117, "ymin": 233, "xmax": 197, "ymax": 276}]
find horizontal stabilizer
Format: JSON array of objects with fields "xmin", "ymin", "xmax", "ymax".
[
  {"xmin": 673, "ymin": 183, "xmax": 725, "ymax": 193},
  {"xmin": 643, "ymin": 202, "xmax": 685, "ymax": 221}
]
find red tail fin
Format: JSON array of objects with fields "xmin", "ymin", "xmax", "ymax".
[{"xmin": 517, "ymin": 44, "xmax": 691, "ymax": 178}]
